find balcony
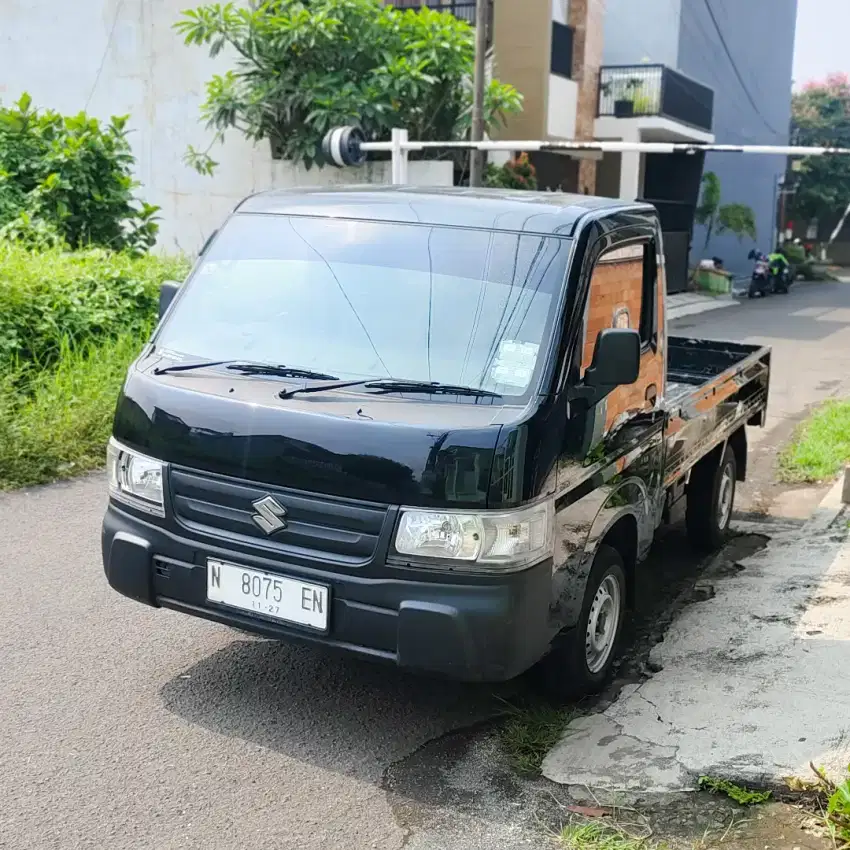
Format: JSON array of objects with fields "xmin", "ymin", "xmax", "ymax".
[
  {"xmin": 385, "ymin": 0, "xmax": 493, "ymax": 43},
  {"xmin": 597, "ymin": 65, "xmax": 714, "ymax": 133}
]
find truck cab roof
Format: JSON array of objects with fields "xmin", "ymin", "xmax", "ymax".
[{"xmin": 234, "ymin": 186, "xmax": 655, "ymax": 238}]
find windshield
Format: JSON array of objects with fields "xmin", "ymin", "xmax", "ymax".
[{"xmin": 154, "ymin": 214, "xmax": 573, "ymax": 398}]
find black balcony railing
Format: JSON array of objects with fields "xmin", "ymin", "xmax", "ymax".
[
  {"xmin": 550, "ymin": 22, "xmax": 574, "ymax": 79},
  {"xmin": 386, "ymin": 0, "xmax": 492, "ymax": 43},
  {"xmin": 598, "ymin": 65, "xmax": 714, "ymax": 133}
]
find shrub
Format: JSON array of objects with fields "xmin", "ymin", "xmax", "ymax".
[
  {"xmin": 485, "ymin": 153, "xmax": 538, "ymax": 190},
  {"xmin": 176, "ymin": 0, "xmax": 522, "ymax": 171},
  {"xmin": 0, "ymin": 242, "xmax": 188, "ymax": 372},
  {"xmin": 0, "ymin": 93, "xmax": 160, "ymax": 252},
  {"xmin": 0, "ymin": 333, "xmax": 147, "ymax": 490}
]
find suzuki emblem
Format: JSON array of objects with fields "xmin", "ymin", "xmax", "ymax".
[{"xmin": 251, "ymin": 495, "xmax": 288, "ymax": 534}]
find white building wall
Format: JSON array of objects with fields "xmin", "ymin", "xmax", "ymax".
[
  {"xmin": 0, "ymin": 0, "xmax": 452, "ymax": 255},
  {"xmin": 551, "ymin": 0, "xmax": 570, "ymax": 25},
  {"xmin": 546, "ymin": 75, "xmax": 579, "ymax": 139}
]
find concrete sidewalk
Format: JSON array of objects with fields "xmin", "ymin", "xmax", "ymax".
[
  {"xmin": 667, "ymin": 291, "xmax": 740, "ymax": 321},
  {"xmin": 542, "ymin": 487, "xmax": 850, "ymax": 793}
]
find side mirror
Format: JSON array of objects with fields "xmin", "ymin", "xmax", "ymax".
[
  {"xmin": 159, "ymin": 280, "xmax": 181, "ymax": 320},
  {"xmin": 582, "ymin": 328, "xmax": 641, "ymax": 403},
  {"xmin": 747, "ymin": 249, "xmax": 757, "ymax": 261}
]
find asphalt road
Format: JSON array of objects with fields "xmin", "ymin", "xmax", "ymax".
[{"xmin": 3, "ymin": 279, "xmax": 850, "ymax": 849}]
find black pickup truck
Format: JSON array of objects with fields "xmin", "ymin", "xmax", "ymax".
[{"xmin": 102, "ymin": 187, "xmax": 770, "ymax": 695}]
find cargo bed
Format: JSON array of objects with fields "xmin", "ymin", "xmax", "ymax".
[{"xmin": 663, "ymin": 337, "xmax": 771, "ymax": 487}]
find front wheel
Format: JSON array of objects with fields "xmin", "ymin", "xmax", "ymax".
[
  {"xmin": 534, "ymin": 545, "xmax": 627, "ymax": 700},
  {"xmin": 686, "ymin": 445, "xmax": 737, "ymax": 551}
]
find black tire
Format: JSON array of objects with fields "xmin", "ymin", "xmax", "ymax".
[
  {"xmin": 534, "ymin": 545, "xmax": 628, "ymax": 700},
  {"xmin": 686, "ymin": 445, "xmax": 737, "ymax": 552}
]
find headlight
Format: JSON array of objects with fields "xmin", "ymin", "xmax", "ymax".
[
  {"xmin": 394, "ymin": 501, "xmax": 554, "ymax": 571},
  {"xmin": 107, "ymin": 438, "xmax": 165, "ymax": 516}
]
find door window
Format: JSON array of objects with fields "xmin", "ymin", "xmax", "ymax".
[{"xmin": 580, "ymin": 240, "xmax": 663, "ymax": 431}]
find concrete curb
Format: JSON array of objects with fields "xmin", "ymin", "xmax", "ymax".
[{"xmin": 804, "ymin": 471, "xmax": 849, "ymax": 534}]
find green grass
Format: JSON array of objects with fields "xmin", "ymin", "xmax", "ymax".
[
  {"xmin": 778, "ymin": 399, "xmax": 850, "ymax": 483},
  {"xmin": 0, "ymin": 333, "xmax": 145, "ymax": 490},
  {"xmin": 497, "ymin": 700, "xmax": 575, "ymax": 775},
  {"xmin": 698, "ymin": 776, "xmax": 771, "ymax": 806},
  {"xmin": 559, "ymin": 821, "xmax": 648, "ymax": 850}
]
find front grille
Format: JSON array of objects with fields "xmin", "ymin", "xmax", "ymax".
[{"xmin": 169, "ymin": 468, "xmax": 389, "ymax": 565}]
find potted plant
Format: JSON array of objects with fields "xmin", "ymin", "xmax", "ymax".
[{"xmin": 613, "ymin": 77, "xmax": 643, "ymax": 118}]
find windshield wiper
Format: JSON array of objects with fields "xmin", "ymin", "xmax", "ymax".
[
  {"xmin": 153, "ymin": 359, "xmax": 338, "ymax": 380},
  {"xmin": 279, "ymin": 378, "xmax": 501, "ymax": 399},
  {"xmin": 225, "ymin": 364, "xmax": 339, "ymax": 380},
  {"xmin": 154, "ymin": 359, "xmax": 233, "ymax": 375},
  {"xmin": 366, "ymin": 380, "xmax": 502, "ymax": 398}
]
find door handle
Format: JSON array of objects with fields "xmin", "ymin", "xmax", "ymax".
[{"xmin": 645, "ymin": 383, "xmax": 658, "ymax": 405}]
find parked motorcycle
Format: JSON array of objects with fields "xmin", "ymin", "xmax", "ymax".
[{"xmin": 747, "ymin": 250, "xmax": 772, "ymax": 298}]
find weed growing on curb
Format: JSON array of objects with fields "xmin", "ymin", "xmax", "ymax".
[
  {"xmin": 497, "ymin": 699, "xmax": 575, "ymax": 775},
  {"xmin": 698, "ymin": 776, "xmax": 772, "ymax": 805}
]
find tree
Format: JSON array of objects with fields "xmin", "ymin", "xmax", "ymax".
[
  {"xmin": 176, "ymin": 0, "xmax": 523, "ymax": 172},
  {"xmin": 694, "ymin": 171, "xmax": 757, "ymax": 254},
  {"xmin": 789, "ymin": 73, "xmax": 850, "ymax": 224}
]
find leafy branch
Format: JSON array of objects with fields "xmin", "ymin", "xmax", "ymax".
[{"xmin": 175, "ymin": 0, "xmax": 522, "ymax": 171}]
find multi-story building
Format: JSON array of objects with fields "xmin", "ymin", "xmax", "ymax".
[
  {"xmin": 599, "ymin": 0, "xmax": 797, "ymax": 288},
  {"xmin": 392, "ymin": 0, "xmax": 796, "ymax": 293}
]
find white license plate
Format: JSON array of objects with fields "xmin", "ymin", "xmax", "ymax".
[{"xmin": 206, "ymin": 560, "xmax": 329, "ymax": 631}]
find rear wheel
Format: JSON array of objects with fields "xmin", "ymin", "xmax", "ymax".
[
  {"xmin": 686, "ymin": 445, "xmax": 737, "ymax": 551},
  {"xmin": 534, "ymin": 545, "xmax": 627, "ymax": 700}
]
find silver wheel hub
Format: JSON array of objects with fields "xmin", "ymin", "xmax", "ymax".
[
  {"xmin": 717, "ymin": 461, "xmax": 735, "ymax": 529},
  {"xmin": 585, "ymin": 574, "xmax": 622, "ymax": 674}
]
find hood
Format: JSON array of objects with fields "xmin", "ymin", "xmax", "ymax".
[{"xmin": 112, "ymin": 360, "xmax": 525, "ymax": 508}]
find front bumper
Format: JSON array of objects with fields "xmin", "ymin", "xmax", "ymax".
[{"xmin": 101, "ymin": 503, "xmax": 554, "ymax": 682}]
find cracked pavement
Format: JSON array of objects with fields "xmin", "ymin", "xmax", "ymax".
[{"xmin": 543, "ymin": 512, "xmax": 850, "ymax": 791}]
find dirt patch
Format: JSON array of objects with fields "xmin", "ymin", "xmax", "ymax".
[{"xmin": 648, "ymin": 796, "xmax": 831, "ymax": 850}]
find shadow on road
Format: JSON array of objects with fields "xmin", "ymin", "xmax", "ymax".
[
  {"xmin": 158, "ymin": 522, "xmax": 730, "ymax": 786},
  {"xmin": 159, "ymin": 632, "xmax": 519, "ymax": 779}
]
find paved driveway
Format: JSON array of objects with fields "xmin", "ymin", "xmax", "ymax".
[{"xmin": 2, "ymin": 280, "xmax": 850, "ymax": 848}]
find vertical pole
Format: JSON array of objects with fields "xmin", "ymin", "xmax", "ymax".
[
  {"xmin": 391, "ymin": 128, "xmax": 409, "ymax": 185},
  {"xmin": 469, "ymin": 0, "xmax": 489, "ymax": 186},
  {"xmin": 771, "ymin": 176, "xmax": 780, "ymax": 250}
]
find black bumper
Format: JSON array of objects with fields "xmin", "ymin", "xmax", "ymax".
[{"xmin": 101, "ymin": 503, "xmax": 554, "ymax": 682}]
